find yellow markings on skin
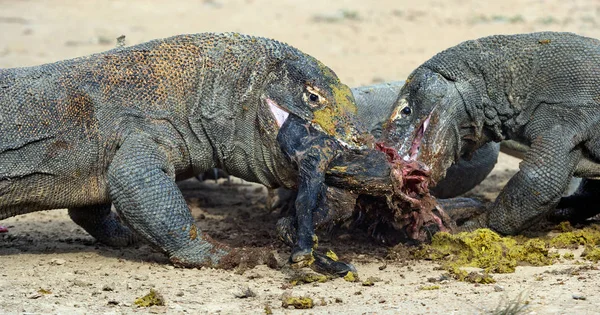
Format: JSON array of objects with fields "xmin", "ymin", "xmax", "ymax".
[
  {"xmin": 390, "ymin": 98, "xmax": 409, "ymax": 121},
  {"xmin": 306, "ymin": 251, "xmax": 316, "ymax": 266},
  {"xmin": 312, "ymin": 83, "xmax": 357, "ymax": 141},
  {"xmin": 189, "ymin": 225, "xmax": 198, "ymax": 240},
  {"xmin": 325, "ymin": 250, "xmax": 339, "ymax": 261},
  {"xmin": 329, "ymin": 165, "xmax": 348, "ymax": 173},
  {"xmin": 312, "ymin": 234, "xmax": 319, "ymax": 249}
]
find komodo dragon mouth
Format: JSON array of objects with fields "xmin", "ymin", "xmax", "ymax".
[
  {"xmin": 405, "ymin": 113, "xmax": 432, "ymax": 161},
  {"xmin": 374, "ymin": 141, "xmax": 454, "ymax": 242},
  {"xmin": 324, "ymin": 143, "xmax": 455, "ymax": 244}
]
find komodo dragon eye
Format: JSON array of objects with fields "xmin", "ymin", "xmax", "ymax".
[
  {"xmin": 390, "ymin": 98, "xmax": 412, "ymax": 120},
  {"xmin": 304, "ymin": 85, "xmax": 328, "ymax": 109}
]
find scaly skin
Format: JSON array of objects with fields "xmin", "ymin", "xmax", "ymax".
[
  {"xmin": 0, "ymin": 32, "xmax": 370, "ymax": 269},
  {"xmin": 386, "ymin": 31, "xmax": 600, "ymax": 235}
]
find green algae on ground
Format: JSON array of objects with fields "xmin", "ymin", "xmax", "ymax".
[
  {"xmin": 557, "ymin": 221, "xmax": 574, "ymax": 232},
  {"xmin": 445, "ymin": 266, "xmax": 496, "ymax": 284},
  {"xmin": 38, "ymin": 288, "xmax": 52, "ymax": 295},
  {"xmin": 282, "ymin": 297, "xmax": 314, "ymax": 309},
  {"xmin": 414, "ymin": 229, "xmax": 555, "ymax": 275},
  {"xmin": 411, "ymin": 226, "xmax": 600, "ymax": 282},
  {"xmin": 548, "ymin": 226, "xmax": 600, "ymax": 249},
  {"xmin": 582, "ymin": 245, "xmax": 600, "ymax": 262},
  {"xmin": 343, "ymin": 271, "xmax": 357, "ymax": 282},
  {"xmin": 134, "ymin": 289, "xmax": 165, "ymax": 307},
  {"xmin": 289, "ymin": 272, "xmax": 330, "ymax": 286},
  {"xmin": 563, "ymin": 252, "xmax": 575, "ymax": 260},
  {"xmin": 361, "ymin": 276, "xmax": 382, "ymax": 287},
  {"xmin": 264, "ymin": 304, "xmax": 273, "ymax": 314},
  {"xmin": 419, "ymin": 285, "xmax": 440, "ymax": 290}
]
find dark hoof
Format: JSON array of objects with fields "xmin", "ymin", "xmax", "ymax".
[{"xmin": 311, "ymin": 252, "xmax": 357, "ymax": 277}]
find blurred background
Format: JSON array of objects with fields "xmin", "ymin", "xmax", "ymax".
[{"xmin": 2, "ymin": 0, "xmax": 600, "ymax": 87}]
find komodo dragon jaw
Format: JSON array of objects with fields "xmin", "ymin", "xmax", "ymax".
[{"xmin": 385, "ymin": 69, "xmax": 468, "ymax": 183}]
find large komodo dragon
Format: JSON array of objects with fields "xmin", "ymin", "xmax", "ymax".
[
  {"xmin": 384, "ymin": 31, "xmax": 600, "ymax": 235},
  {"xmin": 0, "ymin": 32, "xmax": 374, "ymax": 270}
]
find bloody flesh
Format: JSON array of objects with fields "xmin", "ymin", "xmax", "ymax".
[{"xmin": 373, "ymin": 142, "xmax": 454, "ymax": 241}]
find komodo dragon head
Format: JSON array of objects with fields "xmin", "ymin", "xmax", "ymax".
[
  {"xmin": 261, "ymin": 54, "xmax": 372, "ymax": 150},
  {"xmin": 382, "ymin": 68, "xmax": 474, "ymax": 183}
]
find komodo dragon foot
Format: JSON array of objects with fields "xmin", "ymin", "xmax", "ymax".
[{"xmin": 276, "ymin": 216, "xmax": 357, "ymax": 277}]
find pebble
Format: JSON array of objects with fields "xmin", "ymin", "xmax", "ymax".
[
  {"xmin": 50, "ymin": 258, "xmax": 66, "ymax": 265},
  {"xmin": 493, "ymin": 285, "xmax": 505, "ymax": 292},
  {"xmin": 102, "ymin": 284, "xmax": 114, "ymax": 292},
  {"xmin": 72, "ymin": 280, "xmax": 90, "ymax": 287},
  {"xmin": 572, "ymin": 294, "xmax": 586, "ymax": 300},
  {"xmin": 27, "ymin": 293, "xmax": 42, "ymax": 299}
]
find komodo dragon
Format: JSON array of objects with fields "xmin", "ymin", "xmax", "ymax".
[
  {"xmin": 383, "ymin": 31, "xmax": 600, "ymax": 235},
  {"xmin": 0, "ymin": 32, "xmax": 372, "ymax": 270}
]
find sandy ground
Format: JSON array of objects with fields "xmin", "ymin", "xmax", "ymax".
[{"xmin": 1, "ymin": 0, "xmax": 600, "ymax": 314}]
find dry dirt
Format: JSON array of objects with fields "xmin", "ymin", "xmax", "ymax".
[{"xmin": 1, "ymin": 0, "xmax": 600, "ymax": 314}]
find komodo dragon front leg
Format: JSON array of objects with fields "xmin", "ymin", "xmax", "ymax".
[{"xmin": 108, "ymin": 135, "xmax": 233, "ymax": 266}]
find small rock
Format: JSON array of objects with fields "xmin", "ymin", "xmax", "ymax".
[
  {"xmin": 27, "ymin": 293, "xmax": 42, "ymax": 299},
  {"xmin": 494, "ymin": 285, "xmax": 505, "ymax": 292},
  {"xmin": 573, "ymin": 294, "xmax": 586, "ymax": 300},
  {"xmin": 175, "ymin": 291, "xmax": 184, "ymax": 297},
  {"xmin": 134, "ymin": 275, "xmax": 149, "ymax": 281},
  {"xmin": 163, "ymin": 265, "xmax": 175, "ymax": 270},
  {"xmin": 50, "ymin": 258, "xmax": 66, "ymax": 265},
  {"xmin": 232, "ymin": 286, "xmax": 256, "ymax": 298},
  {"xmin": 107, "ymin": 300, "xmax": 119, "ymax": 305},
  {"xmin": 102, "ymin": 284, "xmax": 114, "ymax": 292},
  {"xmin": 73, "ymin": 280, "xmax": 91, "ymax": 287}
]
